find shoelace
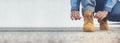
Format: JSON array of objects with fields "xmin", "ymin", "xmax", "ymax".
[{"xmin": 84, "ymin": 16, "xmax": 93, "ymax": 25}]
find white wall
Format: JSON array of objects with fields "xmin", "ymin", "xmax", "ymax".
[{"xmin": 0, "ymin": 0, "xmax": 118, "ymax": 27}]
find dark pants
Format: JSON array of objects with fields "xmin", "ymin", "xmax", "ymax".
[{"xmin": 95, "ymin": 0, "xmax": 107, "ymax": 12}]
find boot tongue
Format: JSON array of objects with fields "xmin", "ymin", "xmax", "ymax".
[{"xmin": 84, "ymin": 16, "xmax": 93, "ymax": 25}]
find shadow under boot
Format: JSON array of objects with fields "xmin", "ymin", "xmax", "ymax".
[
  {"xmin": 99, "ymin": 18, "xmax": 109, "ymax": 30},
  {"xmin": 83, "ymin": 10, "xmax": 94, "ymax": 32}
]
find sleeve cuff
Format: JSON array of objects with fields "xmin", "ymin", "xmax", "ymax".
[
  {"xmin": 104, "ymin": 7, "xmax": 112, "ymax": 12},
  {"xmin": 71, "ymin": 8, "xmax": 79, "ymax": 11}
]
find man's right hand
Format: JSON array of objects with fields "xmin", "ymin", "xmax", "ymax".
[
  {"xmin": 94, "ymin": 10, "xmax": 108, "ymax": 20},
  {"xmin": 70, "ymin": 10, "xmax": 82, "ymax": 20}
]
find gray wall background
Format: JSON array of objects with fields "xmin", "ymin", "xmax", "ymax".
[{"xmin": 0, "ymin": 0, "xmax": 119, "ymax": 27}]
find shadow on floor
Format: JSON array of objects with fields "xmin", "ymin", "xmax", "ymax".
[
  {"xmin": 0, "ymin": 27, "xmax": 83, "ymax": 32},
  {"xmin": 0, "ymin": 27, "xmax": 119, "ymax": 32}
]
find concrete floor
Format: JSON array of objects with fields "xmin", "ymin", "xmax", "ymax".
[{"xmin": 0, "ymin": 27, "xmax": 119, "ymax": 43}]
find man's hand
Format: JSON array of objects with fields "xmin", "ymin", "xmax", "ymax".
[
  {"xmin": 70, "ymin": 10, "xmax": 81, "ymax": 20},
  {"xmin": 94, "ymin": 10, "xmax": 109, "ymax": 20}
]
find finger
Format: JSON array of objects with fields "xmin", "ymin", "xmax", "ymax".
[
  {"xmin": 73, "ymin": 14, "xmax": 80, "ymax": 20},
  {"xmin": 72, "ymin": 14, "xmax": 77, "ymax": 20},
  {"xmin": 97, "ymin": 13, "xmax": 101, "ymax": 18},
  {"xmin": 98, "ymin": 14, "xmax": 104, "ymax": 20},
  {"xmin": 94, "ymin": 14, "xmax": 97, "ymax": 18},
  {"xmin": 70, "ymin": 15, "xmax": 74, "ymax": 20},
  {"xmin": 99, "ymin": 13, "xmax": 106, "ymax": 20},
  {"xmin": 76, "ymin": 15, "xmax": 81, "ymax": 20},
  {"xmin": 95, "ymin": 12, "xmax": 101, "ymax": 18},
  {"xmin": 78, "ymin": 17, "xmax": 82, "ymax": 20},
  {"xmin": 77, "ymin": 14, "xmax": 82, "ymax": 20},
  {"xmin": 96, "ymin": 11, "xmax": 102, "ymax": 17},
  {"xmin": 100, "ymin": 15, "xmax": 105, "ymax": 20},
  {"xmin": 75, "ymin": 17, "xmax": 79, "ymax": 20},
  {"xmin": 73, "ymin": 15, "xmax": 77, "ymax": 20},
  {"xmin": 97, "ymin": 12, "xmax": 103, "ymax": 19},
  {"xmin": 97, "ymin": 19, "xmax": 100, "ymax": 23},
  {"xmin": 75, "ymin": 17, "xmax": 78, "ymax": 20},
  {"xmin": 75, "ymin": 16, "xmax": 80, "ymax": 20},
  {"xmin": 70, "ymin": 16, "xmax": 73, "ymax": 20},
  {"xmin": 76, "ymin": 16, "xmax": 80, "ymax": 20},
  {"xmin": 94, "ymin": 13, "xmax": 99, "ymax": 18},
  {"xmin": 94, "ymin": 13, "xmax": 97, "ymax": 18}
]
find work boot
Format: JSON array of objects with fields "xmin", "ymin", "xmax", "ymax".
[
  {"xmin": 99, "ymin": 18, "xmax": 108, "ymax": 30},
  {"xmin": 83, "ymin": 10, "xmax": 94, "ymax": 32}
]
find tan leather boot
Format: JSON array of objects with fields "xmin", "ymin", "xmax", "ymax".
[
  {"xmin": 99, "ymin": 18, "xmax": 108, "ymax": 30},
  {"xmin": 83, "ymin": 10, "xmax": 94, "ymax": 32}
]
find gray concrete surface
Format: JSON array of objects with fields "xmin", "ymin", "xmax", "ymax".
[{"xmin": 0, "ymin": 27, "xmax": 119, "ymax": 43}]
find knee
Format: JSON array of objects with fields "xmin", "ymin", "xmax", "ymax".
[{"xmin": 107, "ymin": 13, "xmax": 120, "ymax": 22}]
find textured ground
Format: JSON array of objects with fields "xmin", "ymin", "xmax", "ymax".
[{"xmin": 0, "ymin": 27, "xmax": 119, "ymax": 43}]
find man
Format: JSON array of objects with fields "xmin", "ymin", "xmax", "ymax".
[{"xmin": 70, "ymin": 0, "xmax": 108, "ymax": 32}]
